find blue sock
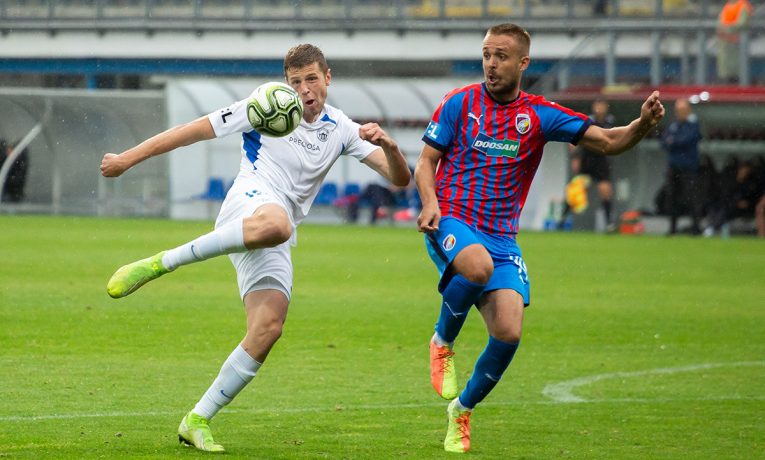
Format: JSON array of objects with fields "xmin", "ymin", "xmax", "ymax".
[
  {"xmin": 435, "ymin": 274, "xmax": 486, "ymax": 343},
  {"xmin": 459, "ymin": 336, "xmax": 519, "ymax": 409}
]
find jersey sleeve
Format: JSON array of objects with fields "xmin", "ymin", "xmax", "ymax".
[
  {"xmin": 422, "ymin": 90, "xmax": 465, "ymax": 152},
  {"xmin": 207, "ymin": 95, "xmax": 255, "ymax": 138},
  {"xmin": 532, "ymin": 98, "xmax": 592, "ymax": 145},
  {"xmin": 339, "ymin": 114, "xmax": 378, "ymax": 161}
]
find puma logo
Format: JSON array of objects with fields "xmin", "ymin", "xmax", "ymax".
[{"xmin": 468, "ymin": 112, "xmax": 483, "ymax": 123}]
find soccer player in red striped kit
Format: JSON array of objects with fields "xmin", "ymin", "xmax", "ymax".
[{"xmin": 415, "ymin": 23, "xmax": 665, "ymax": 453}]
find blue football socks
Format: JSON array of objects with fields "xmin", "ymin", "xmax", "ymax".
[
  {"xmin": 459, "ymin": 336, "xmax": 519, "ymax": 409},
  {"xmin": 435, "ymin": 274, "xmax": 486, "ymax": 343}
]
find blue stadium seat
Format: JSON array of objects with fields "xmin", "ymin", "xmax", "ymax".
[
  {"xmin": 315, "ymin": 182, "xmax": 338, "ymax": 205},
  {"xmin": 343, "ymin": 182, "xmax": 361, "ymax": 197},
  {"xmin": 195, "ymin": 177, "xmax": 227, "ymax": 201}
]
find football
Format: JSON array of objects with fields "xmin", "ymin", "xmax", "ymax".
[{"xmin": 246, "ymin": 82, "xmax": 303, "ymax": 137}]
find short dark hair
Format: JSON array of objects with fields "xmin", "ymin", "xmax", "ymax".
[
  {"xmin": 284, "ymin": 44, "xmax": 329, "ymax": 76},
  {"xmin": 486, "ymin": 23, "xmax": 531, "ymax": 54}
]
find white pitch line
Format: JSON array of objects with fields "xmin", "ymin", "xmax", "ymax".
[
  {"xmin": 3, "ymin": 393, "xmax": 765, "ymax": 422},
  {"xmin": 542, "ymin": 361, "xmax": 765, "ymax": 403}
]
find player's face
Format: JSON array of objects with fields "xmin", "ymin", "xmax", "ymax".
[
  {"xmin": 482, "ymin": 33, "xmax": 530, "ymax": 102},
  {"xmin": 286, "ymin": 62, "xmax": 331, "ymax": 123}
]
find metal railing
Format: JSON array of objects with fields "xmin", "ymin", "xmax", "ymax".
[{"xmin": 0, "ymin": 0, "xmax": 737, "ymax": 33}]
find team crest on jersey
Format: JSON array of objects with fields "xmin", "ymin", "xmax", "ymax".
[
  {"xmin": 317, "ymin": 128, "xmax": 329, "ymax": 142},
  {"xmin": 515, "ymin": 113, "xmax": 531, "ymax": 135},
  {"xmin": 442, "ymin": 234, "xmax": 456, "ymax": 251}
]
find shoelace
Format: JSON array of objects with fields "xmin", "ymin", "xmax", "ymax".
[
  {"xmin": 456, "ymin": 412, "xmax": 471, "ymax": 439},
  {"xmin": 436, "ymin": 348, "xmax": 455, "ymax": 372}
]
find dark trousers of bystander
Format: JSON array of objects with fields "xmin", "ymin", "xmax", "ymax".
[{"xmin": 666, "ymin": 167, "xmax": 702, "ymax": 234}]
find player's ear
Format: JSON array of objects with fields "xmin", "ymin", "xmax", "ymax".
[
  {"xmin": 519, "ymin": 55, "xmax": 530, "ymax": 72},
  {"xmin": 325, "ymin": 68, "xmax": 332, "ymax": 86}
]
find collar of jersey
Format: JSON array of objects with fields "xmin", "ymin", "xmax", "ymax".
[{"xmin": 482, "ymin": 82, "xmax": 522, "ymax": 106}]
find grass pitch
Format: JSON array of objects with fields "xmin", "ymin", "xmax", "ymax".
[{"xmin": 0, "ymin": 215, "xmax": 763, "ymax": 459}]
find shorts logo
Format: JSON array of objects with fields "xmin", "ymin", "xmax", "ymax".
[
  {"xmin": 442, "ymin": 234, "xmax": 456, "ymax": 251},
  {"xmin": 516, "ymin": 113, "xmax": 531, "ymax": 135},
  {"xmin": 510, "ymin": 255, "xmax": 529, "ymax": 285},
  {"xmin": 425, "ymin": 121, "xmax": 441, "ymax": 141},
  {"xmin": 472, "ymin": 132, "xmax": 520, "ymax": 158},
  {"xmin": 317, "ymin": 128, "xmax": 329, "ymax": 142}
]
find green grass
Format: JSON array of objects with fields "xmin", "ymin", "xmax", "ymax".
[{"xmin": 0, "ymin": 215, "xmax": 763, "ymax": 459}]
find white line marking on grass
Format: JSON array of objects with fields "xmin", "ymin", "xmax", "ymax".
[
  {"xmin": 4, "ymin": 393, "xmax": 765, "ymax": 423},
  {"xmin": 542, "ymin": 361, "xmax": 765, "ymax": 403}
]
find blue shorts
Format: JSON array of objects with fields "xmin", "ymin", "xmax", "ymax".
[{"xmin": 425, "ymin": 217, "xmax": 530, "ymax": 306}]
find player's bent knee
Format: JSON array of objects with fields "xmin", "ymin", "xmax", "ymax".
[
  {"xmin": 462, "ymin": 265, "xmax": 493, "ymax": 285},
  {"xmin": 243, "ymin": 213, "xmax": 292, "ymax": 248},
  {"xmin": 454, "ymin": 245, "xmax": 494, "ymax": 285},
  {"xmin": 492, "ymin": 327, "xmax": 522, "ymax": 344},
  {"xmin": 248, "ymin": 319, "xmax": 284, "ymax": 346}
]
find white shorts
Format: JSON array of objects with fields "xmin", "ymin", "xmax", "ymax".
[{"xmin": 215, "ymin": 176, "xmax": 295, "ymax": 301}]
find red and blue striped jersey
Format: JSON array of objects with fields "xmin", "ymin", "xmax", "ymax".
[{"xmin": 422, "ymin": 83, "xmax": 591, "ymax": 236}]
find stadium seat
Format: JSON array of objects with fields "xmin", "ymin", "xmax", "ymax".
[
  {"xmin": 195, "ymin": 177, "xmax": 227, "ymax": 201},
  {"xmin": 343, "ymin": 182, "xmax": 361, "ymax": 197},
  {"xmin": 315, "ymin": 182, "xmax": 338, "ymax": 205}
]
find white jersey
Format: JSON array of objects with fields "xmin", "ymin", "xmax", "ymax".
[{"xmin": 208, "ymin": 95, "xmax": 378, "ymax": 225}]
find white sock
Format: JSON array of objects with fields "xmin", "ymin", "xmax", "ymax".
[
  {"xmin": 162, "ymin": 218, "xmax": 246, "ymax": 271},
  {"xmin": 192, "ymin": 344, "xmax": 262, "ymax": 421},
  {"xmin": 455, "ymin": 397, "xmax": 472, "ymax": 412},
  {"xmin": 432, "ymin": 332, "xmax": 453, "ymax": 348}
]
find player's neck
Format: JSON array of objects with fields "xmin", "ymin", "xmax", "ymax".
[
  {"xmin": 303, "ymin": 106, "xmax": 325, "ymax": 123},
  {"xmin": 485, "ymin": 85, "xmax": 521, "ymax": 104}
]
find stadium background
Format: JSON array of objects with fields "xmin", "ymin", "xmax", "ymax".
[
  {"xmin": 1, "ymin": 0, "xmax": 763, "ymax": 231},
  {"xmin": 1, "ymin": 2, "xmax": 763, "ymax": 459}
]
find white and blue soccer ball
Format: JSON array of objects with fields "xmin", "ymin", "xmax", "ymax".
[{"xmin": 246, "ymin": 82, "xmax": 303, "ymax": 137}]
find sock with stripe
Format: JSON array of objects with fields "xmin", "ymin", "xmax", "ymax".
[
  {"xmin": 162, "ymin": 217, "xmax": 246, "ymax": 271},
  {"xmin": 459, "ymin": 336, "xmax": 519, "ymax": 409},
  {"xmin": 434, "ymin": 274, "xmax": 486, "ymax": 344},
  {"xmin": 192, "ymin": 344, "xmax": 262, "ymax": 420}
]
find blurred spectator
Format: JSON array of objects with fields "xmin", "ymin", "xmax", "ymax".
[
  {"xmin": 705, "ymin": 156, "xmax": 764, "ymax": 236},
  {"xmin": 558, "ymin": 98, "xmax": 616, "ymax": 231},
  {"xmin": 697, "ymin": 154, "xmax": 719, "ymax": 218},
  {"xmin": 593, "ymin": 0, "xmax": 608, "ymax": 16},
  {"xmin": 756, "ymin": 195, "xmax": 765, "ymax": 237},
  {"xmin": 0, "ymin": 139, "xmax": 29, "ymax": 203},
  {"xmin": 716, "ymin": 0, "xmax": 753, "ymax": 84},
  {"xmin": 661, "ymin": 99, "xmax": 703, "ymax": 235},
  {"xmin": 345, "ymin": 166, "xmax": 418, "ymax": 225}
]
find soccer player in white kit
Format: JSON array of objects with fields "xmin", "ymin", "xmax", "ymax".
[{"xmin": 100, "ymin": 44, "xmax": 411, "ymax": 452}]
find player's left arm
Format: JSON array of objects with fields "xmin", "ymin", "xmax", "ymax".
[
  {"xmin": 577, "ymin": 91, "xmax": 665, "ymax": 156},
  {"xmin": 359, "ymin": 123, "xmax": 411, "ymax": 187}
]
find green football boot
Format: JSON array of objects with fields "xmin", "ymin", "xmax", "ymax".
[
  {"xmin": 177, "ymin": 411, "xmax": 225, "ymax": 453},
  {"xmin": 444, "ymin": 398, "xmax": 472, "ymax": 453},
  {"xmin": 106, "ymin": 251, "xmax": 170, "ymax": 298}
]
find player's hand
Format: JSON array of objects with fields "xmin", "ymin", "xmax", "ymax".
[
  {"xmin": 640, "ymin": 91, "xmax": 665, "ymax": 128},
  {"xmin": 100, "ymin": 153, "xmax": 129, "ymax": 177},
  {"xmin": 417, "ymin": 203, "xmax": 441, "ymax": 233},
  {"xmin": 359, "ymin": 123, "xmax": 395, "ymax": 149}
]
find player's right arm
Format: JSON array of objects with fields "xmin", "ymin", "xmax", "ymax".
[
  {"xmin": 415, "ymin": 143, "xmax": 444, "ymax": 233},
  {"xmin": 100, "ymin": 116, "xmax": 216, "ymax": 177}
]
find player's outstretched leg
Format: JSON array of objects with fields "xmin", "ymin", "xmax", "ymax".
[
  {"xmin": 106, "ymin": 217, "xmax": 249, "ymax": 298},
  {"xmin": 178, "ymin": 411, "xmax": 225, "ymax": 453},
  {"xmin": 106, "ymin": 251, "xmax": 170, "ymax": 298},
  {"xmin": 444, "ymin": 397, "xmax": 472, "ymax": 453},
  {"xmin": 430, "ymin": 274, "xmax": 486, "ymax": 399}
]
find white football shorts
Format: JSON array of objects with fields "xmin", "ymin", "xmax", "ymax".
[{"xmin": 215, "ymin": 175, "xmax": 295, "ymax": 301}]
